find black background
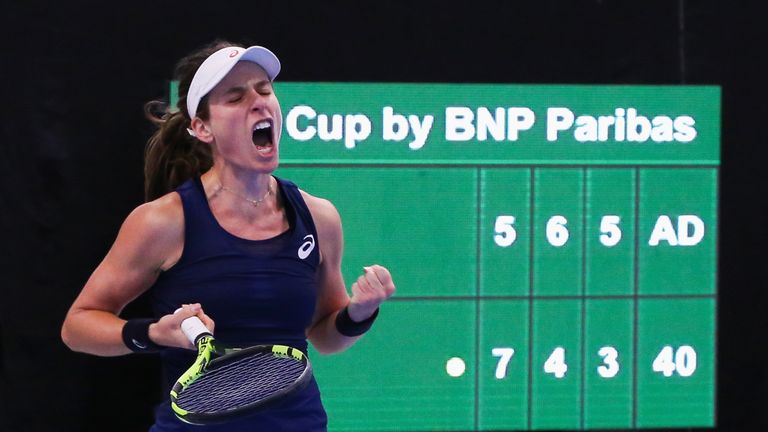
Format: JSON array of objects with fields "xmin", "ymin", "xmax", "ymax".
[{"xmin": 1, "ymin": 1, "xmax": 765, "ymax": 430}]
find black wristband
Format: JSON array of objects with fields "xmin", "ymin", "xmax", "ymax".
[
  {"xmin": 335, "ymin": 306, "xmax": 379, "ymax": 337},
  {"xmin": 122, "ymin": 318, "xmax": 163, "ymax": 353}
]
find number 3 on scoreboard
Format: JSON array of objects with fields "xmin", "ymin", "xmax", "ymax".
[{"xmin": 597, "ymin": 346, "xmax": 620, "ymax": 378}]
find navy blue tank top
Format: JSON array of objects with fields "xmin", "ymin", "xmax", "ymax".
[{"xmin": 148, "ymin": 176, "xmax": 327, "ymax": 431}]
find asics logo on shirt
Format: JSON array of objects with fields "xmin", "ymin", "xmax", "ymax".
[{"xmin": 298, "ymin": 234, "xmax": 315, "ymax": 259}]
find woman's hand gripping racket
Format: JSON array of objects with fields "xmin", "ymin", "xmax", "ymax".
[{"xmin": 170, "ymin": 313, "xmax": 313, "ymax": 425}]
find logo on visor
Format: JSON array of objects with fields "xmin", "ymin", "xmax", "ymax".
[
  {"xmin": 298, "ymin": 235, "xmax": 315, "ymax": 259},
  {"xmin": 229, "ymin": 49, "xmax": 239, "ymax": 58}
]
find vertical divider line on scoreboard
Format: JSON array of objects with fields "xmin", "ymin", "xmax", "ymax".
[
  {"xmin": 474, "ymin": 167, "xmax": 481, "ymax": 431},
  {"xmin": 632, "ymin": 167, "xmax": 640, "ymax": 429},
  {"xmin": 580, "ymin": 167, "xmax": 588, "ymax": 431},
  {"xmin": 527, "ymin": 168, "xmax": 536, "ymax": 431},
  {"xmin": 713, "ymin": 168, "xmax": 719, "ymax": 428}
]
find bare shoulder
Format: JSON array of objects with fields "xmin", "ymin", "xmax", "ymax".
[
  {"xmin": 299, "ymin": 189, "xmax": 343, "ymax": 264},
  {"xmin": 124, "ymin": 192, "xmax": 184, "ymax": 238},
  {"xmin": 115, "ymin": 191, "xmax": 184, "ymax": 270},
  {"xmin": 299, "ymin": 189, "xmax": 341, "ymax": 231}
]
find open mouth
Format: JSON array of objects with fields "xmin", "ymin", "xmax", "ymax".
[{"xmin": 252, "ymin": 119, "xmax": 273, "ymax": 152}]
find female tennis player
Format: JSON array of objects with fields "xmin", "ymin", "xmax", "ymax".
[{"xmin": 61, "ymin": 40, "xmax": 396, "ymax": 431}]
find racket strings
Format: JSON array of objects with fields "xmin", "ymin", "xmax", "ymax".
[{"xmin": 176, "ymin": 351, "xmax": 306, "ymax": 413}]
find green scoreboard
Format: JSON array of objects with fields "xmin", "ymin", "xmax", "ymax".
[
  {"xmin": 274, "ymin": 83, "xmax": 719, "ymax": 431},
  {"xmin": 272, "ymin": 83, "xmax": 717, "ymax": 430}
]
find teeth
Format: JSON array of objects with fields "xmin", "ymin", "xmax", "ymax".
[{"xmin": 254, "ymin": 120, "xmax": 271, "ymax": 130}]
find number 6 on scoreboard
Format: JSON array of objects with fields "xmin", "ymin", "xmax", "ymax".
[{"xmin": 546, "ymin": 216, "xmax": 569, "ymax": 247}]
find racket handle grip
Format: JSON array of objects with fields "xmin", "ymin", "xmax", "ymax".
[{"xmin": 175, "ymin": 308, "xmax": 213, "ymax": 344}]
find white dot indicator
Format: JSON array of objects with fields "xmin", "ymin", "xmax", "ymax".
[{"xmin": 446, "ymin": 357, "xmax": 466, "ymax": 377}]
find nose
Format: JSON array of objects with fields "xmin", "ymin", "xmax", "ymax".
[{"xmin": 248, "ymin": 88, "xmax": 268, "ymax": 112}]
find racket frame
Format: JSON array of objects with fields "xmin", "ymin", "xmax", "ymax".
[{"xmin": 169, "ymin": 316, "xmax": 312, "ymax": 425}]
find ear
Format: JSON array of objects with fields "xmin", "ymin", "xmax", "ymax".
[{"xmin": 190, "ymin": 117, "xmax": 214, "ymax": 143}]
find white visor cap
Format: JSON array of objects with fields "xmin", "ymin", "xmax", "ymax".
[{"xmin": 186, "ymin": 45, "xmax": 281, "ymax": 119}]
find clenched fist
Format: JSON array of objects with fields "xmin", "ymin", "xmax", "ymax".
[{"xmin": 347, "ymin": 264, "xmax": 396, "ymax": 322}]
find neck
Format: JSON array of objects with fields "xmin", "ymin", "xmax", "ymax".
[
  {"xmin": 201, "ymin": 166, "xmax": 277, "ymax": 214},
  {"xmin": 205, "ymin": 165, "xmax": 272, "ymax": 197}
]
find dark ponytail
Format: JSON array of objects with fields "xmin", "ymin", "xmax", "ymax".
[{"xmin": 143, "ymin": 40, "xmax": 242, "ymax": 201}]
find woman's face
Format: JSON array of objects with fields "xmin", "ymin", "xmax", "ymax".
[{"xmin": 201, "ymin": 61, "xmax": 283, "ymax": 173}]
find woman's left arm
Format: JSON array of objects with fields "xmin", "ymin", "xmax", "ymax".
[{"xmin": 303, "ymin": 193, "xmax": 395, "ymax": 354}]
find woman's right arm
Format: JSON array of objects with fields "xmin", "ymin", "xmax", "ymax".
[{"xmin": 61, "ymin": 194, "xmax": 213, "ymax": 356}]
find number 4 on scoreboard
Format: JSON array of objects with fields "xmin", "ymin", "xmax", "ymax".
[{"xmin": 544, "ymin": 347, "xmax": 568, "ymax": 378}]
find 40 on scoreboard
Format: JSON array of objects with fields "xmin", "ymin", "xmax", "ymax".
[{"xmin": 170, "ymin": 80, "xmax": 719, "ymax": 431}]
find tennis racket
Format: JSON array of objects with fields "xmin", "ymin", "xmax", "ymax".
[{"xmin": 170, "ymin": 314, "xmax": 313, "ymax": 425}]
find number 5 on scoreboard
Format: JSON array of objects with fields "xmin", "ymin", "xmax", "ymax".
[
  {"xmin": 493, "ymin": 215, "xmax": 517, "ymax": 247},
  {"xmin": 599, "ymin": 215, "xmax": 622, "ymax": 247}
]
